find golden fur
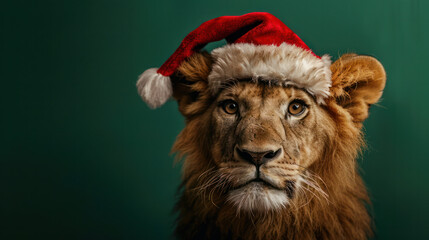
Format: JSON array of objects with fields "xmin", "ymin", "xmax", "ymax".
[{"xmin": 169, "ymin": 52, "xmax": 386, "ymax": 240}]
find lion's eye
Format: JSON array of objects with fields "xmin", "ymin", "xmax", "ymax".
[
  {"xmin": 288, "ymin": 100, "xmax": 306, "ymax": 116},
  {"xmin": 221, "ymin": 100, "xmax": 239, "ymax": 114}
]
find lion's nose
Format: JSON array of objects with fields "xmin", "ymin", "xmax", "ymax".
[{"xmin": 235, "ymin": 146, "xmax": 282, "ymax": 166}]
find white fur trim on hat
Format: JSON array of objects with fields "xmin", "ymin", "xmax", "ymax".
[
  {"xmin": 136, "ymin": 68, "xmax": 173, "ymax": 109},
  {"xmin": 208, "ymin": 43, "xmax": 332, "ymax": 104}
]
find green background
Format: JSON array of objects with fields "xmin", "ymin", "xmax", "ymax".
[{"xmin": 2, "ymin": 0, "xmax": 428, "ymax": 239}]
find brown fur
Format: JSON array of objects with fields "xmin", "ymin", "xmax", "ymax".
[{"xmin": 169, "ymin": 52, "xmax": 386, "ymax": 240}]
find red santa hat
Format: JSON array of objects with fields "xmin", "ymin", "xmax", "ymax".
[{"xmin": 137, "ymin": 12, "xmax": 331, "ymax": 108}]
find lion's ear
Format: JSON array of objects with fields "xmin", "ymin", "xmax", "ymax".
[
  {"xmin": 171, "ymin": 52, "xmax": 213, "ymax": 117},
  {"xmin": 330, "ymin": 54, "xmax": 386, "ymax": 123}
]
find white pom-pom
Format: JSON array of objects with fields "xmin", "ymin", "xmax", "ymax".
[{"xmin": 136, "ymin": 68, "xmax": 173, "ymax": 109}]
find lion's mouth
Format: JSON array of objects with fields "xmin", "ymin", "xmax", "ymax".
[
  {"xmin": 232, "ymin": 177, "xmax": 281, "ymax": 190},
  {"xmin": 232, "ymin": 178, "xmax": 296, "ymax": 198}
]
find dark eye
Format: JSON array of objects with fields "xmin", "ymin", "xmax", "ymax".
[
  {"xmin": 288, "ymin": 100, "xmax": 306, "ymax": 116},
  {"xmin": 221, "ymin": 100, "xmax": 239, "ymax": 114}
]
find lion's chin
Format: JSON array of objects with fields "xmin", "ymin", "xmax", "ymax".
[{"xmin": 227, "ymin": 182, "xmax": 288, "ymax": 212}]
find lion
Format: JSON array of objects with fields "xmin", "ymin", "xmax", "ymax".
[
  {"xmin": 136, "ymin": 13, "xmax": 386, "ymax": 240},
  {"xmin": 167, "ymin": 52, "xmax": 386, "ymax": 240}
]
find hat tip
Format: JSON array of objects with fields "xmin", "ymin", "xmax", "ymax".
[{"xmin": 137, "ymin": 68, "xmax": 173, "ymax": 109}]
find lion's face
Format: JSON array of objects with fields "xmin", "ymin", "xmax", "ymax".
[
  {"xmin": 208, "ymin": 82, "xmax": 331, "ymax": 211},
  {"xmin": 172, "ymin": 53, "xmax": 385, "ymax": 223}
]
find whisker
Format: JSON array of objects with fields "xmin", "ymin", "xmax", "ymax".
[{"xmin": 299, "ymin": 172, "xmax": 330, "ymax": 204}]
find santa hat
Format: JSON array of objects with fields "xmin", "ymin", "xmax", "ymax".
[{"xmin": 137, "ymin": 12, "xmax": 331, "ymax": 108}]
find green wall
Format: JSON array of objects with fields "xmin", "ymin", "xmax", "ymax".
[{"xmin": 2, "ymin": 0, "xmax": 428, "ymax": 239}]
